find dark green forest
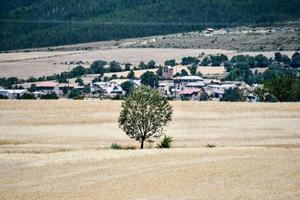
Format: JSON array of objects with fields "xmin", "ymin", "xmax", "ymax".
[{"xmin": 0, "ymin": 0, "xmax": 300, "ymax": 50}]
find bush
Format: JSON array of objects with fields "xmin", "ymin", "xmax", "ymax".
[
  {"xmin": 68, "ymin": 89, "xmax": 83, "ymax": 99},
  {"xmin": 110, "ymin": 143, "xmax": 137, "ymax": 150},
  {"xmin": 157, "ymin": 135, "xmax": 173, "ymax": 148},
  {"xmin": 0, "ymin": 94, "xmax": 8, "ymax": 99},
  {"xmin": 199, "ymin": 92, "xmax": 210, "ymax": 101},
  {"xmin": 19, "ymin": 93, "xmax": 36, "ymax": 100},
  {"xmin": 221, "ymin": 88, "xmax": 244, "ymax": 102},
  {"xmin": 110, "ymin": 143, "xmax": 122, "ymax": 150},
  {"xmin": 264, "ymin": 94, "xmax": 279, "ymax": 102},
  {"xmin": 40, "ymin": 92, "xmax": 59, "ymax": 99},
  {"xmin": 205, "ymin": 144, "xmax": 216, "ymax": 148}
]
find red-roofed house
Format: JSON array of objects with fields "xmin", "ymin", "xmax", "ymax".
[{"xmin": 179, "ymin": 88, "xmax": 201, "ymax": 100}]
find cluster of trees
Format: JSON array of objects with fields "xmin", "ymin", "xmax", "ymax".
[
  {"xmin": 219, "ymin": 75, "xmax": 300, "ymax": 102},
  {"xmin": 1, "ymin": 0, "xmax": 300, "ymax": 50},
  {"xmin": 224, "ymin": 52, "xmax": 300, "ymax": 85},
  {"xmin": 220, "ymin": 88, "xmax": 245, "ymax": 102},
  {"xmin": 256, "ymin": 76, "xmax": 300, "ymax": 102}
]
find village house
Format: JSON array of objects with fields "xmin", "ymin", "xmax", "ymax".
[
  {"xmin": 179, "ymin": 88, "xmax": 202, "ymax": 100},
  {"xmin": 162, "ymin": 66, "xmax": 174, "ymax": 79},
  {"xmin": 174, "ymin": 76, "xmax": 204, "ymax": 91},
  {"xmin": 93, "ymin": 81, "xmax": 125, "ymax": 97},
  {"xmin": 204, "ymin": 83, "xmax": 236, "ymax": 99},
  {"xmin": 0, "ymin": 89, "xmax": 28, "ymax": 99},
  {"xmin": 34, "ymin": 81, "xmax": 84, "ymax": 96},
  {"xmin": 158, "ymin": 80, "xmax": 174, "ymax": 96},
  {"xmin": 35, "ymin": 81, "xmax": 60, "ymax": 95},
  {"xmin": 173, "ymin": 76, "xmax": 204, "ymax": 99}
]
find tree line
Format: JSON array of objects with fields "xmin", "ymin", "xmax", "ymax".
[{"xmin": 1, "ymin": 0, "xmax": 300, "ymax": 50}]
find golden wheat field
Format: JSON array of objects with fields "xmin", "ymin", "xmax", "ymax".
[{"xmin": 0, "ymin": 101, "xmax": 300, "ymax": 200}]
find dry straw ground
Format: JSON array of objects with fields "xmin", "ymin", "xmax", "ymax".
[{"xmin": 0, "ymin": 101, "xmax": 300, "ymax": 200}]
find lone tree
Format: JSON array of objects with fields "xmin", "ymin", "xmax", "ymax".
[{"xmin": 118, "ymin": 86, "xmax": 173, "ymax": 149}]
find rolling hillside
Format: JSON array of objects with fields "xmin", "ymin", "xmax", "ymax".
[{"xmin": 0, "ymin": 0, "xmax": 300, "ymax": 50}]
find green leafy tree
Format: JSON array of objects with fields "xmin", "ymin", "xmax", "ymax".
[
  {"xmin": 221, "ymin": 88, "xmax": 244, "ymax": 102},
  {"xmin": 125, "ymin": 63, "xmax": 132, "ymax": 71},
  {"xmin": 156, "ymin": 67, "xmax": 163, "ymax": 76},
  {"xmin": 210, "ymin": 54, "xmax": 228, "ymax": 66},
  {"xmin": 281, "ymin": 55, "xmax": 291, "ymax": 66},
  {"xmin": 181, "ymin": 69, "xmax": 189, "ymax": 76},
  {"xmin": 263, "ymin": 76, "xmax": 300, "ymax": 102},
  {"xmin": 109, "ymin": 61, "xmax": 122, "ymax": 72},
  {"xmin": 90, "ymin": 60, "xmax": 107, "ymax": 75},
  {"xmin": 182, "ymin": 57, "xmax": 200, "ymax": 65},
  {"xmin": 291, "ymin": 52, "xmax": 300, "ymax": 68},
  {"xmin": 141, "ymin": 71, "xmax": 159, "ymax": 88},
  {"xmin": 70, "ymin": 66, "xmax": 86, "ymax": 77},
  {"xmin": 147, "ymin": 60, "xmax": 156, "ymax": 69},
  {"xmin": 138, "ymin": 62, "xmax": 147, "ymax": 70},
  {"xmin": 121, "ymin": 81, "xmax": 134, "ymax": 96},
  {"xmin": 275, "ymin": 52, "xmax": 282, "ymax": 62},
  {"xmin": 200, "ymin": 56, "xmax": 211, "ymax": 66},
  {"xmin": 255, "ymin": 54, "xmax": 270, "ymax": 68},
  {"xmin": 127, "ymin": 70, "xmax": 136, "ymax": 79},
  {"xmin": 199, "ymin": 92, "xmax": 210, "ymax": 101},
  {"xmin": 40, "ymin": 93, "xmax": 59, "ymax": 99},
  {"xmin": 19, "ymin": 93, "xmax": 36, "ymax": 100},
  {"xmin": 188, "ymin": 64, "xmax": 198, "ymax": 75},
  {"xmin": 118, "ymin": 86, "xmax": 173, "ymax": 149},
  {"xmin": 165, "ymin": 59, "xmax": 176, "ymax": 67},
  {"xmin": 75, "ymin": 78, "xmax": 84, "ymax": 86},
  {"xmin": 68, "ymin": 89, "xmax": 83, "ymax": 99}
]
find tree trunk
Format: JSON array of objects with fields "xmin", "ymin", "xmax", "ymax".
[{"xmin": 140, "ymin": 139, "xmax": 144, "ymax": 149}]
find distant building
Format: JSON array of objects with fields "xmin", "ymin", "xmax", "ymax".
[
  {"xmin": 158, "ymin": 80, "xmax": 174, "ymax": 96},
  {"xmin": 179, "ymin": 88, "xmax": 202, "ymax": 100},
  {"xmin": 174, "ymin": 76, "xmax": 204, "ymax": 99},
  {"xmin": 204, "ymin": 84, "xmax": 236, "ymax": 99},
  {"xmin": 174, "ymin": 76, "xmax": 204, "ymax": 91},
  {"xmin": 205, "ymin": 28, "xmax": 215, "ymax": 34},
  {"xmin": 93, "ymin": 81, "xmax": 125, "ymax": 97},
  {"xmin": 162, "ymin": 66, "xmax": 174, "ymax": 79},
  {"xmin": 35, "ymin": 81, "xmax": 60, "ymax": 94},
  {"xmin": 35, "ymin": 81, "xmax": 83, "ymax": 96},
  {"xmin": 0, "ymin": 89, "xmax": 27, "ymax": 99}
]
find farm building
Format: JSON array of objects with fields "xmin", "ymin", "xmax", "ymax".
[
  {"xmin": 0, "ymin": 89, "xmax": 27, "ymax": 99},
  {"xmin": 179, "ymin": 88, "xmax": 202, "ymax": 101}
]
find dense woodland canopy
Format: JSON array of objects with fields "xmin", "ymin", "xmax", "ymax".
[{"xmin": 0, "ymin": 0, "xmax": 300, "ymax": 50}]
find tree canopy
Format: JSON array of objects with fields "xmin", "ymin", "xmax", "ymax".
[
  {"xmin": 118, "ymin": 86, "xmax": 173, "ymax": 149},
  {"xmin": 2, "ymin": 0, "xmax": 299, "ymax": 50}
]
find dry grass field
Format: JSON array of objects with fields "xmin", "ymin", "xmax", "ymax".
[
  {"xmin": 0, "ymin": 48, "xmax": 296, "ymax": 78},
  {"xmin": 0, "ymin": 101, "xmax": 300, "ymax": 200}
]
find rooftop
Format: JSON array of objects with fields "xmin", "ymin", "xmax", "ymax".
[
  {"xmin": 174, "ymin": 76, "xmax": 203, "ymax": 81},
  {"xmin": 180, "ymin": 88, "xmax": 201, "ymax": 95}
]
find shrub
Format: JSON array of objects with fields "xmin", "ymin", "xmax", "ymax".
[
  {"xmin": 221, "ymin": 88, "xmax": 244, "ymax": 102},
  {"xmin": 19, "ymin": 93, "xmax": 36, "ymax": 100},
  {"xmin": 40, "ymin": 92, "xmax": 59, "ymax": 100},
  {"xmin": 0, "ymin": 94, "xmax": 8, "ymax": 99},
  {"xmin": 68, "ymin": 89, "xmax": 83, "ymax": 99},
  {"xmin": 110, "ymin": 143, "xmax": 137, "ymax": 150},
  {"xmin": 110, "ymin": 143, "xmax": 122, "ymax": 150},
  {"xmin": 199, "ymin": 92, "xmax": 210, "ymax": 101},
  {"xmin": 205, "ymin": 144, "xmax": 216, "ymax": 148},
  {"xmin": 157, "ymin": 135, "xmax": 173, "ymax": 148}
]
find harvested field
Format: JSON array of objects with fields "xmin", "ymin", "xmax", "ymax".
[
  {"xmin": 0, "ymin": 48, "xmax": 296, "ymax": 78},
  {"xmin": 0, "ymin": 101, "xmax": 299, "ymax": 200}
]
